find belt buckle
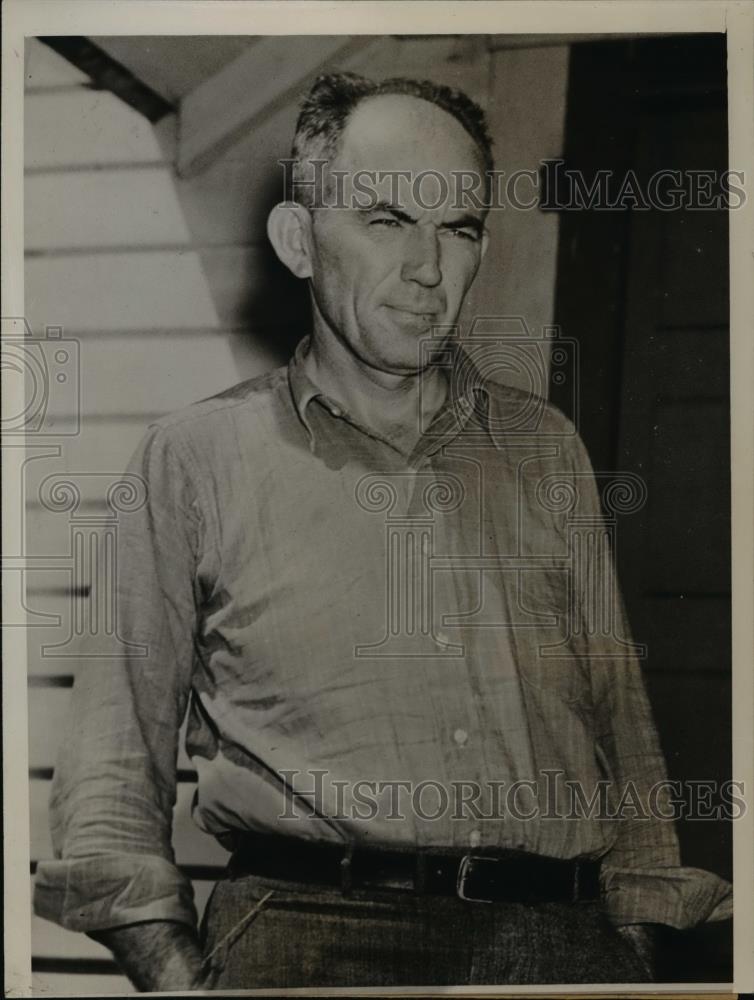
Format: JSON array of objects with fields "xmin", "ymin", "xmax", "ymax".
[{"xmin": 456, "ymin": 853, "xmax": 498, "ymax": 903}]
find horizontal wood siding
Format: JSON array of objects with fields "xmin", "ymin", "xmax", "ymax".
[{"xmin": 25, "ymin": 38, "xmax": 238, "ymax": 992}]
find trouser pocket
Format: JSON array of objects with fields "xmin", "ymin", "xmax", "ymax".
[{"xmin": 199, "ymin": 877, "xmax": 277, "ymax": 988}]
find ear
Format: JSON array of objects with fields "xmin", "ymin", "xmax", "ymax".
[{"xmin": 267, "ymin": 202, "xmax": 313, "ymax": 279}]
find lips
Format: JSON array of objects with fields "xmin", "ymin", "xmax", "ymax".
[
  {"xmin": 385, "ymin": 307, "xmax": 438, "ymax": 332},
  {"xmin": 386, "ymin": 305, "xmax": 441, "ymax": 319},
  {"xmin": 387, "ymin": 306, "xmax": 439, "ymax": 327}
]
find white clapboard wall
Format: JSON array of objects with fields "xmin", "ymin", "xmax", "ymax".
[
  {"xmin": 23, "ymin": 38, "xmax": 242, "ymax": 996},
  {"xmin": 24, "ymin": 36, "xmax": 569, "ymax": 995}
]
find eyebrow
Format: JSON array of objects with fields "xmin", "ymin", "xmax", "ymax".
[
  {"xmin": 363, "ymin": 201, "xmax": 417, "ymax": 224},
  {"xmin": 363, "ymin": 201, "xmax": 485, "ymax": 236},
  {"xmin": 439, "ymin": 214, "xmax": 485, "ymax": 237}
]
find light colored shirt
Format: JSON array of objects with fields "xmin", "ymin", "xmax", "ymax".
[{"xmin": 34, "ymin": 337, "xmax": 732, "ymax": 933}]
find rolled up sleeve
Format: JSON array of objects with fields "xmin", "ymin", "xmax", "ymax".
[{"xmin": 33, "ymin": 423, "xmax": 203, "ymax": 932}]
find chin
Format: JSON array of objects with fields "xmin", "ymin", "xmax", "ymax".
[
  {"xmin": 368, "ymin": 343, "xmax": 431, "ymax": 376},
  {"xmin": 362, "ymin": 325, "xmax": 435, "ymax": 374},
  {"xmin": 362, "ymin": 353, "xmax": 424, "ymax": 377}
]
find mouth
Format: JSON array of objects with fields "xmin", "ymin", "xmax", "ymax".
[
  {"xmin": 388, "ymin": 305, "xmax": 440, "ymax": 316},
  {"xmin": 385, "ymin": 305, "xmax": 441, "ymax": 326}
]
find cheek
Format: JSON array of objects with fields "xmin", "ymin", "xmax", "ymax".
[
  {"xmin": 311, "ymin": 242, "xmax": 357, "ymax": 312},
  {"xmin": 319, "ymin": 231, "xmax": 387, "ymax": 294},
  {"xmin": 443, "ymin": 248, "xmax": 482, "ymax": 296},
  {"xmin": 346, "ymin": 253, "xmax": 398, "ymax": 310}
]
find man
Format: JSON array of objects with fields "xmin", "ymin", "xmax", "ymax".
[{"xmin": 34, "ymin": 72, "xmax": 732, "ymax": 991}]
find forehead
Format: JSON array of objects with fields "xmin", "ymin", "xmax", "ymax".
[{"xmin": 335, "ymin": 93, "xmax": 485, "ymax": 178}]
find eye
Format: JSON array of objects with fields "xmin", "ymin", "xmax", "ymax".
[
  {"xmin": 369, "ymin": 216, "xmax": 402, "ymax": 228},
  {"xmin": 443, "ymin": 227, "xmax": 480, "ymax": 242}
]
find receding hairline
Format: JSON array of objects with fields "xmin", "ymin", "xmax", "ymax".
[
  {"xmin": 289, "ymin": 72, "xmax": 494, "ymax": 205},
  {"xmin": 337, "ymin": 92, "xmax": 488, "ymax": 161},
  {"xmin": 298, "ymin": 91, "xmax": 490, "ymax": 187}
]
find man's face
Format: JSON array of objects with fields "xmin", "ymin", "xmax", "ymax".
[{"xmin": 305, "ymin": 94, "xmax": 488, "ymax": 375}]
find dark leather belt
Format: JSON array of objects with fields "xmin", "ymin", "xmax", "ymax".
[{"xmin": 228, "ymin": 832, "xmax": 601, "ymax": 905}]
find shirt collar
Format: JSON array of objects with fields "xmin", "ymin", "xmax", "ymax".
[
  {"xmin": 287, "ymin": 334, "xmax": 490, "ymax": 453},
  {"xmin": 287, "ymin": 335, "xmax": 320, "ymax": 440},
  {"xmin": 288, "ymin": 335, "xmax": 351, "ymax": 444}
]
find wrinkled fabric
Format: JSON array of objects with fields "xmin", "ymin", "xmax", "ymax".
[
  {"xmin": 34, "ymin": 337, "xmax": 732, "ymax": 933},
  {"xmin": 198, "ymin": 871, "xmax": 651, "ymax": 987}
]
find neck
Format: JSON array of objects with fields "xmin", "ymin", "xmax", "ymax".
[{"xmin": 304, "ymin": 317, "xmax": 449, "ymax": 449}]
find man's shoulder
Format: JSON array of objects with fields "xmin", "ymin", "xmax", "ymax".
[
  {"xmin": 149, "ymin": 364, "xmax": 289, "ymax": 439},
  {"xmin": 481, "ymin": 379, "xmax": 578, "ymax": 438}
]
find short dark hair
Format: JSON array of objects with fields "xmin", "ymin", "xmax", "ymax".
[{"xmin": 290, "ymin": 71, "xmax": 494, "ymax": 206}]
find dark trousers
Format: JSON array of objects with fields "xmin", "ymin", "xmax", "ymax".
[{"xmin": 198, "ymin": 870, "xmax": 650, "ymax": 988}]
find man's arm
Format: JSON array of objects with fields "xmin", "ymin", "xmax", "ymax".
[
  {"xmin": 91, "ymin": 922, "xmax": 205, "ymax": 993},
  {"xmin": 34, "ymin": 425, "xmax": 205, "ymax": 978},
  {"xmin": 564, "ymin": 426, "xmax": 732, "ymax": 930}
]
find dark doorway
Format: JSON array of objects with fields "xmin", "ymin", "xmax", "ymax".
[{"xmin": 551, "ymin": 34, "xmax": 732, "ymax": 982}]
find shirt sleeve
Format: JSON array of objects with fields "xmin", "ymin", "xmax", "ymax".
[
  {"xmin": 33, "ymin": 423, "xmax": 203, "ymax": 932},
  {"xmin": 564, "ymin": 428, "xmax": 733, "ymax": 929}
]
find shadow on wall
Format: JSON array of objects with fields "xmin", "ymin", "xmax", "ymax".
[{"xmin": 234, "ymin": 165, "xmax": 311, "ymax": 374}]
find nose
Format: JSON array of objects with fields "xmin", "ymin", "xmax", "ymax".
[{"xmin": 400, "ymin": 225, "xmax": 442, "ymax": 288}]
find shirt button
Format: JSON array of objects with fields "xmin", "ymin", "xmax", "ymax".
[
  {"xmin": 469, "ymin": 829, "xmax": 482, "ymax": 849},
  {"xmin": 453, "ymin": 728, "xmax": 469, "ymax": 747},
  {"xmin": 329, "ymin": 404, "xmax": 343, "ymax": 417}
]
